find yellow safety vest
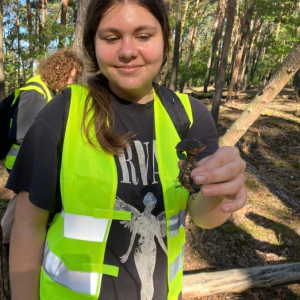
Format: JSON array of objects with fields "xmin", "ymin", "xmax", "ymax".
[
  {"xmin": 40, "ymin": 84, "xmax": 193, "ymax": 300},
  {"xmin": 4, "ymin": 75, "xmax": 52, "ymax": 170}
]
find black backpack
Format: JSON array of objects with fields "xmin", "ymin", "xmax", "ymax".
[{"xmin": 0, "ymin": 93, "xmax": 19, "ymax": 160}]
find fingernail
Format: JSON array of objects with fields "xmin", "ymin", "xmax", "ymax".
[
  {"xmin": 202, "ymin": 187, "xmax": 212, "ymax": 194},
  {"xmin": 224, "ymin": 206, "xmax": 230, "ymax": 213},
  {"xmin": 195, "ymin": 176, "xmax": 206, "ymax": 184}
]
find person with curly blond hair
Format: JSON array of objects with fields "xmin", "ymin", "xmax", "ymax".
[
  {"xmin": 9, "ymin": 48, "xmax": 83, "ymax": 151},
  {"xmin": 37, "ymin": 48, "xmax": 83, "ymax": 91},
  {"xmin": 1, "ymin": 48, "xmax": 83, "ymax": 250}
]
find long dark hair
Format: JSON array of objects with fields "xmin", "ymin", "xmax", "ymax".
[{"xmin": 82, "ymin": 0, "xmax": 170, "ymax": 154}]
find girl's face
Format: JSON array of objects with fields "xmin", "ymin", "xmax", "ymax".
[{"xmin": 94, "ymin": 3, "xmax": 164, "ymax": 102}]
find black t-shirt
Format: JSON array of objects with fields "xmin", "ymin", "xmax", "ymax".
[{"xmin": 6, "ymin": 87, "xmax": 218, "ymax": 300}]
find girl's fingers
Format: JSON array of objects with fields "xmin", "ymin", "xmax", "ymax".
[
  {"xmin": 177, "ymin": 147, "xmax": 247, "ymax": 215},
  {"xmin": 221, "ymin": 187, "xmax": 247, "ymax": 213},
  {"xmin": 200, "ymin": 173, "xmax": 246, "ymax": 197},
  {"xmin": 191, "ymin": 159, "xmax": 246, "ymax": 185},
  {"xmin": 192, "ymin": 146, "xmax": 241, "ymax": 174}
]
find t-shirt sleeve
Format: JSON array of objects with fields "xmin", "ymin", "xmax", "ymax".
[
  {"xmin": 5, "ymin": 89, "xmax": 71, "ymax": 213},
  {"xmin": 187, "ymin": 96, "xmax": 219, "ymax": 160}
]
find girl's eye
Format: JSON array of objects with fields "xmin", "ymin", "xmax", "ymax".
[
  {"xmin": 137, "ymin": 35, "xmax": 150, "ymax": 41},
  {"xmin": 104, "ymin": 36, "xmax": 119, "ymax": 43}
]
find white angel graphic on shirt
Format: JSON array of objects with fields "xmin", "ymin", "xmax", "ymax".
[{"xmin": 114, "ymin": 192, "xmax": 167, "ymax": 300}]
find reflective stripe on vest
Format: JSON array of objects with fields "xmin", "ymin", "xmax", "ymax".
[
  {"xmin": 169, "ymin": 209, "xmax": 187, "ymax": 238},
  {"xmin": 43, "ymin": 241, "xmax": 100, "ymax": 295},
  {"xmin": 13, "ymin": 75, "xmax": 52, "ymax": 104},
  {"xmin": 40, "ymin": 84, "xmax": 193, "ymax": 300},
  {"xmin": 61, "ymin": 209, "xmax": 131, "ymax": 242},
  {"xmin": 170, "ymin": 245, "xmax": 185, "ymax": 282},
  {"xmin": 4, "ymin": 144, "xmax": 20, "ymax": 170},
  {"xmin": 6, "ymin": 145, "xmax": 19, "ymax": 157}
]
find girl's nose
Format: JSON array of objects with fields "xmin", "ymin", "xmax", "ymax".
[{"xmin": 118, "ymin": 39, "xmax": 138, "ymax": 60}]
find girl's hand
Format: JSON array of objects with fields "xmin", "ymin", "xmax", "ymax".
[{"xmin": 189, "ymin": 146, "xmax": 247, "ymax": 213}]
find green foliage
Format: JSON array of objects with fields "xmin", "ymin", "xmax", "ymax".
[
  {"xmin": 1, "ymin": 0, "xmax": 299, "ymax": 92},
  {"xmin": 2, "ymin": 0, "xmax": 77, "ymax": 92},
  {"xmin": 168, "ymin": 0, "xmax": 300, "ymax": 89},
  {"xmin": 178, "ymin": 47, "xmax": 210, "ymax": 86}
]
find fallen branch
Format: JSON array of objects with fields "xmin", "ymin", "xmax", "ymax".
[
  {"xmin": 191, "ymin": 91, "xmax": 214, "ymax": 99},
  {"xmin": 182, "ymin": 263, "xmax": 300, "ymax": 298}
]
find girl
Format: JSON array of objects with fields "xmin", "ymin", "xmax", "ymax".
[{"xmin": 8, "ymin": 0, "xmax": 246, "ymax": 299}]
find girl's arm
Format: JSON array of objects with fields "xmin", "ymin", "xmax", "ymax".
[
  {"xmin": 9, "ymin": 191, "xmax": 49, "ymax": 300},
  {"xmin": 187, "ymin": 146, "xmax": 247, "ymax": 229}
]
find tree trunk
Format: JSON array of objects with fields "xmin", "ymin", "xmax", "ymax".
[
  {"xmin": 74, "ymin": 0, "xmax": 91, "ymax": 56},
  {"xmin": 169, "ymin": 0, "xmax": 183, "ymax": 91},
  {"xmin": 293, "ymin": 69, "xmax": 300, "ymax": 98},
  {"xmin": 17, "ymin": 1, "xmax": 21, "ymax": 84},
  {"xmin": 12, "ymin": 0, "xmax": 21, "ymax": 85},
  {"xmin": 227, "ymin": 0, "xmax": 256, "ymax": 101},
  {"xmin": 35, "ymin": 0, "xmax": 40, "ymax": 54},
  {"xmin": 248, "ymin": 36, "xmax": 266, "ymax": 89},
  {"xmin": 242, "ymin": 19, "xmax": 263, "ymax": 90},
  {"xmin": 0, "ymin": 230, "xmax": 10, "ymax": 299},
  {"xmin": 26, "ymin": 0, "xmax": 33, "ymax": 73},
  {"xmin": 181, "ymin": 0, "xmax": 190, "ymax": 32},
  {"xmin": 239, "ymin": 18, "xmax": 263, "ymax": 92},
  {"xmin": 41, "ymin": 0, "xmax": 45, "ymax": 30},
  {"xmin": 247, "ymin": 50, "xmax": 258, "ymax": 88},
  {"xmin": 178, "ymin": 0, "xmax": 190, "ymax": 55},
  {"xmin": 228, "ymin": 16, "xmax": 241, "ymax": 85},
  {"xmin": 59, "ymin": 0, "xmax": 69, "ymax": 48},
  {"xmin": 73, "ymin": 0, "xmax": 92, "ymax": 79},
  {"xmin": 179, "ymin": 0, "xmax": 201, "ymax": 92},
  {"xmin": 219, "ymin": 43, "xmax": 300, "ymax": 147},
  {"xmin": 40, "ymin": 0, "xmax": 47, "ymax": 51},
  {"xmin": 235, "ymin": 16, "xmax": 258, "ymax": 96},
  {"xmin": 203, "ymin": 0, "xmax": 226, "ymax": 93},
  {"xmin": 0, "ymin": 0, "xmax": 5, "ymax": 100},
  {"xmin": 182, "ymin": 263, "xmax": 300, "ymax": 298},
  {"xmin": 211, "ymin": 0, "xmax": 236, "ymax": 125},
  {"xmin": 163, "ymin": 0, "xmax": 170, "ymax": 14}
]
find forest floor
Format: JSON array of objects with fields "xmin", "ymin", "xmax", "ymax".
[
  {"xmin": 183, "ymin": 87, "xmax": 300, "ymax": 299},
  {"xmin": 0, "ymin": 87, "xmax": 299, "ymax": 299}
]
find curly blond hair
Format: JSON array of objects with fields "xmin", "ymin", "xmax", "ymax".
[{"xmin": 37, "ymin": 48, "xmax": 83, "ymax": 91}]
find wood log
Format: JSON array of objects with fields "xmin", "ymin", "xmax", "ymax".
[
  {"xmin": 191, "ymin": 91, "xmax": 214, "ymax": 99},
  {"xmin": 182, "ymin": 263, "xmax": 300, "ymax": 298}
]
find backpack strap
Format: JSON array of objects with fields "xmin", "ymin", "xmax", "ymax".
[{"xmin": 154, "ymin": 83, "xmax": 191, "ymax": 140}]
